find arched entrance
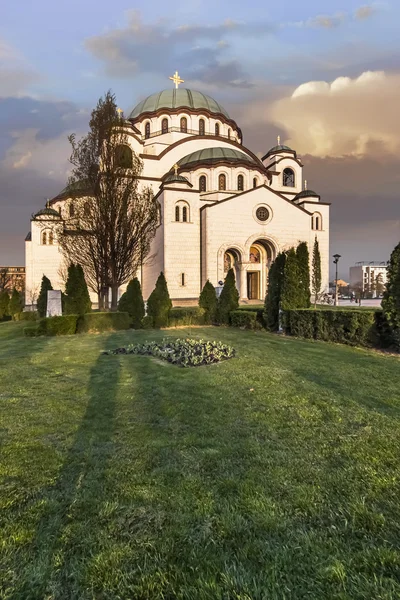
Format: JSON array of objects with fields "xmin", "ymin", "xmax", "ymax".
[
  {"xmin": 223, "ymin": 248, "xmax": 242, "ymax": 295},
  {"xmin": 246, "ymin": 239, "xmax": 275, "ymax": 301}
]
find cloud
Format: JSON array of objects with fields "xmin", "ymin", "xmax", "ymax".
[
  {"xmin": 266, "ymin": 71, "xmax": 400, "ymax": 158},
  {"xmin": 0, "ymin": 38, "xmax": 40, "ymax": 97},
  {"xmin": 85, "ymin": 11, "xmax": 274, "ymax": 87},
  {"xmin": 288, "ymin": 4, "xmax": 378, "ymax": 30},
  {"xmin": 355, "ymin": 5, "xmax": 376, "ymax": 20}
]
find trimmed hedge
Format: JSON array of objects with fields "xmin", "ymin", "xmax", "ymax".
[
  {"xmin": 237, "ymin": 306, "xmax": 265, "ymax": 327},
  {"xmin": 38, "ymin": 315, "xmax": 79, "ymax": 336},
  {"xmin": 230, "ymin": 310, "xmax": 259, "ymax": 330},
  {"xmin": 169, "ymin": 307, "xmax": 206, "ymax": 327},
  {"xmin": 24, "ymin": 325, "xmax": 39, "ymax": 337},
  {"xmin": 284, "ymin": 309, "xmax": 379, "ymax": 347},
  {"xmin": 77, "ymin": 312, "xmax": 130, "ymax": 333},
  {"xmin": 15, "ymin": 311, "xmax": 38, "ymax": 322}
]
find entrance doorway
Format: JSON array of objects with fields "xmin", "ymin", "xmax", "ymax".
[{"xmin": 247, "ymin": 272, "xmax": 260, "ymax": 300}]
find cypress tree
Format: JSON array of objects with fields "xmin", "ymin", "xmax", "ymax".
[
  {"xmin": 147, "ymin": 272, "xmax": 172, "ymax": 328},
  {"xmin": 0, "ymin": 289, "xmax": 10, "ymax": 320},
  {"xmin": 296, "ymin": 241, "xmax": 311, "ymax": 308},
  {"xmin": 9, "ymin": 288, "xmax": 23, "ymax": 319},
  {"xmin": 312, "ymin": 236, "xmax": 322, "ymax": 308},
  {"xmin": 264, "ymin": 251, "xmax": 286, "ymax": 331},
  {"xmin": 118, "ymin": 277, "xmax": 145, "ymax": 328},
  {"xmin": 65, "ymin": 264, "xmax": 91, "ymax": 315},
  {"xmin": 37, "ymin": 275, "xmax": 53, "ymax": 317},
  {"xmin": 216, "ymin": 268, "xmax": 239, "ymax": 324},
  {"xmin": 199, "ymin": 280, "xmax": 217, "ymax": 324},
  {"xmin": 281, "ymin": 247, "xmax": 300, "ymax": 310},
  {"xmin": 382, "ymin": 241, "xmax": 400, "ymax": 346}
]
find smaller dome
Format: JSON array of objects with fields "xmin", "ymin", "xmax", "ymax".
[
  {"xmin": 162, "ymin": 172, "xmax": 192, "ymax": 187},
  {"xmin": 32, "ymin": 207, "xmax": 61, "ymax": 219},
  {"xmin": 178, "ymin": 147, "xmax": 259, "ymax": 170},
  {"xmin": 262, "ymin": 144, "xmax": 294, "ymax": 160},
  {"xmin": 295, "ymin": 189, "xmax": 320, "ymax": 200},
  {"xmin": 52, "ymin": 179, "xmax": 89, "ymax": 201}
]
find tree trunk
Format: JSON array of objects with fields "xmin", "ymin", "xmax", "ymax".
[
  {"xmin": 111, "ymin": 284, "xmax": 119, "ymax": 311},
  {"xmin": 98, "ymin": 292, "xmax": 103, "ymax": 311}
]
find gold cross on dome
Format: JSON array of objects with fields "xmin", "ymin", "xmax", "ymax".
[
  {"xmin": 277, "ymin": 135, "xmax": 281, "ymax": 145},
  {"xmin": 304, "ymin": 180, "xmax": 308, "ymax": 190},
  {"xmin": 117, "ymin": 107, "xmax": 124, "ymax": 117},
  {"xmin": 173, "ymin": 163, "xmax": 179, "ymax": 176},
  {"xmin": 169, "ymin": 70, "xmax": 184, "ymax": 89}
]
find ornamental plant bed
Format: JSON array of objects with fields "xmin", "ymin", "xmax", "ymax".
[{"xmin": 103, "ymin": 338, "xmax": 236, "ymax": 367}]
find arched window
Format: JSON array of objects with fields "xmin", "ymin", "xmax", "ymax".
[
  {"xmin": 175, "ymin": 205, "xmax": 180, "ymax": 222},
  {"xmin": 219, "ymin": 173, "xmax": 226, "ymax": 191},
  {"xmin": 175, "ymin": 201, "xmax": 190, "ymax": 222},
  {"xmin": 181, "ymin": 273, "xmax": 185, "ymax": 286},
  {"xmin": 162, "ymin": 118, "xmax": 168, "ymax": 134},
  {"xmin": 84, "ymin": 202, "xmax": 90, "ymax": 216},
  {"xmin": 41, "ymin": 231, "xmax": 47, "ymax": 245},
  {"xmin": 312, "ymin": 213, "xmax": 323, "ymax": 231},
  {"xmin": 228, "ymin": 129, "xmax": 231, "ymax": 139},
  {"xmin": 199, "ymin": 118, "xmax": 205, "ymax": 136},
  {"xmin": 215, "ymin": 123, "xmax": 220, "ymax": 137},
  {"xmin": 145, "ymin": 122, "xmax": 150, "ymax": 139},
  {"xmin": 237, "ymin": 174, "xmax": 244, "ymax": 191},
  {"xmin": 69, "ymin": 204, "xmax": 75, "ymax": 218},
  {"xmin": 115, "ymin": 144, "xmax": 133, "ymax": 168},
  {"xmin": 253, "ymin": 177, "xmax": 258, "ymax": 188},
  {"xmin": 48, "ymin": 231, "xmax": 54, "ymax": 245},
  {"xmin": 180, "ymin": 117, "xmax": 187, "ymax": 133},
  {"xmin": 182, "ymin": 206, "xmax": 188, "ymax": 222},
  {"xmin": 199, "ymin": 175, "xmax": 207, "ymax": 192},
  {"xmin": 283, "ymin": 168, "xmax": 295, "ymax": 187}
]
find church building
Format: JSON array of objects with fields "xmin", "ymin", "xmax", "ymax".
[{"xmin": 25, "ymin": 73, "xmax": 330, "ymax": 306}]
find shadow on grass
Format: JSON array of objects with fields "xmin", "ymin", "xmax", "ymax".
[{"xmin": 10, "ymin": 334, "xmax": 121, "ymax": 599}]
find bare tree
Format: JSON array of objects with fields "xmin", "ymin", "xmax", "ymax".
[
  {"xmin": 0, "ymin": 268, "xmax": 11, "ymax": 292},
  {"xmin": 58, "ymin": 91, "xmax": 158, "ymax": 310}
]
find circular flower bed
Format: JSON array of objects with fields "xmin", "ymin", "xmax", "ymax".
[{"xmin": 103, "ymin": 338, "xmax": 236, "ymax": 367}]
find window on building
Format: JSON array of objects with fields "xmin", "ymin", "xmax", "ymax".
[
  {"xmin": 199, "ymin": 118, "xmax": 205, "ymax": 136},
  {"xmin": 218, "ymin": 173, "xmax": 226, "ymax": 191},
  {"xmin": 253, "ymin": 177, "xmax": 258, "ymax": 188},
  {"xmin": 283, "ymin": 168, "xmax": 295, "ymax": 187},
  {"xmin": 69, "ymin": 204, "xmax": 75, "ymax": 218},
  {"xmin": 162, "ymin": 118, "xmax": 168, "ymax": 134},
  {"xmin": 237, "ymin": 174, "xmax": 244, "ymax": 191},
  {"xmin": 199, "ymin": 175, "xmax": 207, "ymax": 192},
  {"xmin": 175, "ymin": 205, "xmax": 180, "ymax": 222},
  {"xmin": 312, "ymin": 213, "xmax": 322, "ymax": 230},
  {"xmin": 145, "ymin": 122, "xmax": 151, "ymax": 139},
  {"xmin": 42, "ymin": 231, "xmax": 47, "ymax": 245},
  {"xmin": 215, "ymin": 123, "xmax": 220, "ymax": 136},
  {"xmin": 182, "ymin": 206, "xmax": 188, "ymax": 222},
  {"xmin": 180, "ymin": 117, "xmax": 187, "ymax": 133},
  {"xmin": 49, "ymin": 231, "xmax": 54, "ymax": 245},
  {"xmin": 181, "ymin": 273, "xmax": 185, "ymax": 286},
  {"xmin": 114, "ymin": 144, "xmax": 133, "ymax": 168}
]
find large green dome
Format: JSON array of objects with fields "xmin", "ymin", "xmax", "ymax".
[
  {"xmin": 177, "ymin": 147, "xmax": 258, "ymax": 170},
  {"xmin": 129, "ymin": 89, "xmax": 230, "ymax": 120}
]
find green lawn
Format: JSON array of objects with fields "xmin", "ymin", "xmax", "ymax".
[{"xmin": 1, "ymin": 322, "xmax": 400, "ymax": 599}]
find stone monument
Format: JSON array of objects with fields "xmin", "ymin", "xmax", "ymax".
[{"xmin": 46, "ymin": 290, "xmax": 62, "ymax": 317}]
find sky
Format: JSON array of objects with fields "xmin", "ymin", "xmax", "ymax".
[{"xmin": 1, "ymin": 0, "xmax": 399, "ymax": 279}]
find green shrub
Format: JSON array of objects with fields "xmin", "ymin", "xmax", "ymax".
[
  {"xmin": 37, "ymin": 275, "xmax": 53, "ymax": 318},
  {"xmin": 118, "ymin": 278, "xmax": 145, "ymax": 328},
  {"xmin": 147, "ymin": 272, "xmax": 172, "ymax": 328},
  {"xmin": 77, "ymin": 312, "xmax": 130, "ymax": 333},
  {"xmin": 24, "ymin": 325, "xmax": 39, "ymax": 337},
  {"xmin": 382, "ymin": 241, "xmax": 400, "ymax": 349},
  {"xmin": 141, "ymin": 315, "xmax": 154, "ymax": 329},
  {"xmin": 64, "ymin": 264, "xmax": 92, "ymax": 315},
  {"xmin": 264, "ymin": 252, "xmax": 286, "ymax": 331},
  {"xmin": 37, "ymin": 315, "xmax": 79, "ymax": 336},
  {"xmin": 169, "ymin": 307, "xmax": 206, "ymax": 327},
  {"xmin": 237, "ymin": 306, "xmax": 265, "ymax": 327},
  {"xmin": 15, "ymin": 311, "xmax": 38, "ymax": 321},
  {"xmin": 217, "ymin": 268, "xmax": 239, "ymax": 324},
  {"xmin": 0, "ymin": 289, "xmax": 10, "ymax": 319},
  {"xmin": 199, "ymin": 280, "xmax": 217, "ymax": 323},
  {"xmin": 9, "ymin": 288, "xmax": 23, "ymax": 319},
  {"xmin": 230, "ymin": 310, "xmax": 258, "ymax": 329},
  {"xmin": 296, "ymin": 241, "xmax": 311, "ymax": 308},
  {"xmin": 284, "ymin": 309, "xmax": 378, "ymax": 347}
]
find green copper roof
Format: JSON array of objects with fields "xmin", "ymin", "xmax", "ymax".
[
  {"xmin": 262, "ymin": 144, "xmax": 294, "ymax": 160},
  {"xmin": 53, "ymin": 179, "xmax": 89, "ymax": 200},
  {"xmin": 178, "ymin": 147, "xmax": 258, "ymax": 170},
  {"xmin": 129, "ymin": 89, "xmax": 230, "ymax": 120},
  {"xmin": 163, "ymin": 173, "xmax": 192, "ymax": 186},
  {"xmin": 295, "ymin": 189, "xmax": 320, "ymax": 200}
]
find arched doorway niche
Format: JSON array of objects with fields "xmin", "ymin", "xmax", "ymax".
[
  {"xmin": 222, "ymin": 247, "xmax": 243, "ymax": 296},
  {"xmin": 245, "ymin": 238, "xmax": 276, "ymax": 301}
]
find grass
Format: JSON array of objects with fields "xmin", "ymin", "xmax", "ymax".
[{"xmin": 1, "ymin": 322, "xmax": 400, "ymax": 599}]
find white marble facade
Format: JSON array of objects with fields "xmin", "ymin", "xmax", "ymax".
[{"xmin": 25, "ymin": 86, "xmax": 330, "ymax": 306}]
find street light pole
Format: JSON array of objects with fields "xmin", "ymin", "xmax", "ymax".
[{"xmin": 333, "ymin": 254, "xmax": 341, "ymax": 307}]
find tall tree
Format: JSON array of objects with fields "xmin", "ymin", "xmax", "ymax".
[
  {"xmin": 264, "ymin": 252, "xmax": 286, "ymax": 331},
  {"xmin": 9, "ymin": 288, "xmax": 23, "ymax": 319},
  {"xmin": 118, "ymin": 277, "xmax": 145, "ymax": 328},
  {"xmin": 58, "ymin": 90, "xmax": 159, "ymax": 310},
  {"xmin": 296, "ymin": 241, "xmax": 311, "ymax": 308},
  {"xmin": 37, "ymin": 275, "xmax": 53, "ymax": 318},
  {"xmin": 382, "ymin": 242, "xmax": 400, "ymax": 345},
  {"xmin": 64, "ymin": 264, "xmax": 92, "ymax": 315},
  {"xmin": 281, "ymin": 247, "xmax": 300, "ymax": 310},
  {"xmin": 0, "ymin": 289, "xmax": 10, "ymax": 319},
  {"xmin": 217, "ymin": 268, "xmax": 239, "ymax": 324},
  {"xmin": 311, "ymin": 237, "xmax": 322, "ymax": 308},
  {"xmin": 199, "ymin": 280, "xmax": 218, "ymax": 324},
  {"xmin": 147, "ymin": 272, "xmax": 172, "ymax": 328}
]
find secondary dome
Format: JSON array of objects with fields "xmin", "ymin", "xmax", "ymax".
[
  {"xmin": 262, "ymin": 144, "xmax": 294, "ymax": 160},
  {"xmin": 177, "ymin": 147, "xmax": 258, "ymax": 170},
  {"xmin": 295, "ymin": 189, "xmax": 320, "ymax": 200},
  {"xmin": 129, "ymin": 89, "xmax": 230, "ymax": 120},
  {"xmin": 32, "ymin": 207, "xmax": 61, "ymax": 220}
]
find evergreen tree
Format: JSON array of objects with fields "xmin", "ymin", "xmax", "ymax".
[
  {"xmin": 199, "ymin": 280, "xmax": 217, "ymax": 324},
  {"xmin": 118, "ymin": 277, "xmax": 145, "ymax": 328},
  {"xmin": 37, "ymin": 275, "xmax": 53, "ymax": 318},
  {"xmin": 65, "ymin": 264, "xmax": 91, "ymax": 315},
  {"xmin": 312, "ymin": 236, "xmax": 322, "ymax": 308},
  {"xmin": 281, "ymin": 247, "xmax": 300, "ymax": 310},
  {"xmin": 216, "ymin": 268, "xmax": 239, "ymax": 324},
  {"xmin": 296, "ymin": 241, "xmax": 311, "ymax": 308},
  {"xmin": 9, "ymin": 288, "xmax": 23, "ymax": 319},
  {"xmin": 382, "ymin": 242, "xmax": 400, "ymax": 346},
  {"xmin": 147, "ymin": 272, "xmax": 172, "ymax": 327},
  {"xmin": 0, "ymin": 289, "xmax": 10, "ymax": 320},
  {"xmin": 264, "ymin": 252, "xmax": 286, "ymax": 331}
]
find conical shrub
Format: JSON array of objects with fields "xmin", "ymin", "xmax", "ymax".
[
  {"xmin": 147, "ymin": 272, "xmax": 172, "ymax": 328},
  {"xmin": 118, "ymin": 278, "xmax": 145, "ymax": 328},
  {"xmin": 199, "ymin": 280, "xmax": 217, "ymax": 324},
  {"xmin": 217, "ymin": 268, "xmax": 239, "ymax": 324}
]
